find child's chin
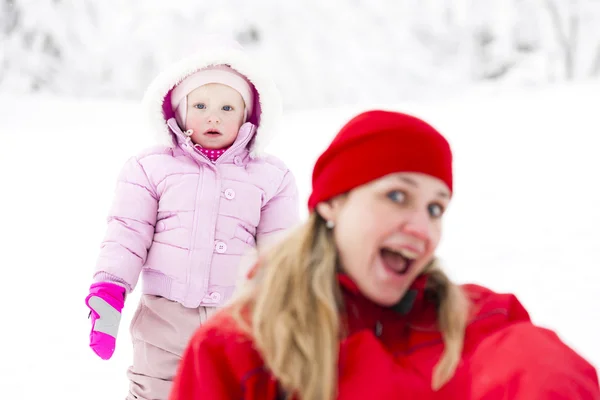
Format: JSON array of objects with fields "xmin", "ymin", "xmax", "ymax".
[{"xmin": 197, "ymin": 139, "xmax": 226, "ymax": 149}]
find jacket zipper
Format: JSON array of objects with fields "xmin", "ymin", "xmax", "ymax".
[{"xmin": 166, "ymin": 119, "xmax": 254, "ymax": 305}]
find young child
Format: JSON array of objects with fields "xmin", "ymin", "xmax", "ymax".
[{"xmin": 84, "ymin": 42, "xmax": 299, "ymax": 400}]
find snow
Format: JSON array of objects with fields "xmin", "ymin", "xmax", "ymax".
[
  {"xmin": 0, "ymin": 82, "xmax": 599, "ymax": 398},
  {"xmin": 3, "ymin": 0, "xmax": 600, "ymax": 109}
]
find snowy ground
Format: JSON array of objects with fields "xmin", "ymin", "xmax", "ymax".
[{"xmin": 0, "ymin": 83, "xmax": 598, "ymax": 398}]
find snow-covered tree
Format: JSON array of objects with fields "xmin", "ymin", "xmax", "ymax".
[{"xmin": 1, "ymin": 0, "xmax": 599, "ymax": 108}]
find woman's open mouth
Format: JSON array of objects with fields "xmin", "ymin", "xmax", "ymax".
[{"xmin": 380, "ymin": 247, "xmax": 419, "ymax": 275}]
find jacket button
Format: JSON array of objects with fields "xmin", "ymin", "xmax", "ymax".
[
  {"xmin": 224, "ymin": 188, "xmax": 236, "ymax": 200},
  {"xmin": 215, "ymin": 241, "xmax": 227, "ymax": 253},
  {"xmin": 234, "ymin": 156, "xmax": 243, "ymax": 166},
  {"xmin": 210, "ymin": 292, "xmax": 221, "ymax": 302}
]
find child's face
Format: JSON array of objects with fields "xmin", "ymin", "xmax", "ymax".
[{"xmin": 185, "ymin": 83, "xmax": 245, "ymax": 149}]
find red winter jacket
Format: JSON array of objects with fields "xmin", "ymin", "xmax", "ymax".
[{"xmin": 170, "ymin": 275, "xmax": 600, "ymax": 399}]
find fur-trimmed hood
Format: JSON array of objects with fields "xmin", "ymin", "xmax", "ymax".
[{"xmin": 142, "ymin": 41, "xmax": 282, "ymax": 158}]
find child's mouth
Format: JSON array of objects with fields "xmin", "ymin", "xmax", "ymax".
[{"xmin": 204, "ymin": 129, "xmax": 222, "ymax": 136}]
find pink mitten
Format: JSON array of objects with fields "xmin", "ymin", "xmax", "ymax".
[{"xmin": 85, "ymin": 282, "xmax": 125, "ymax": 360}]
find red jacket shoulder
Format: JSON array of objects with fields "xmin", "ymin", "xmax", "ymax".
[
  {"xmin": 188, "ymin": 309, "xmax": 264, "ymax": 374},
  {"xmin": 170, "ymin": 310, "xmax": 272, "ymax": 400},
  {"xmin": 461, "ymin": 283, "xmax": 530, "ymax": 323}
]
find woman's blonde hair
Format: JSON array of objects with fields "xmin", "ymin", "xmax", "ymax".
[{"xmin": 231, "ymin": 213, "xmax": 470, "ymax": 400}]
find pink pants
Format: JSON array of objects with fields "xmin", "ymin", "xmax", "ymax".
[{"xmin": 126, "ymin": 295, "xmax": 218, "ymax": 400}]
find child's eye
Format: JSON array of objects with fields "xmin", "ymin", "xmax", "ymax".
[
  {"xmin": 222, "ymin": 105, "xmax": 233, "ymax": 111},
  {"xmin": 387, "ymin": 190, "xmax": 406, "ymax": 203},
  {"xmin": 194, "ymin": 103, "xmax": 206, "ymax": 110},
  {"xmin": 428, "ymin": 203, "xmax": 445, "ymax": 218}
]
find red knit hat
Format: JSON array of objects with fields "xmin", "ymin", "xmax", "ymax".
[{"xmin": 308, "ymin": 110, "xmax": 453, "ymax": 210}]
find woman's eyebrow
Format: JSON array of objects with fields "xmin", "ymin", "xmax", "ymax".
[
  {"xmin": 392, "ymin": 176, "xmax": 450, "ymax": 198},
  {"xmin": 395, "ymin": 176, "xmax": 417, "ymax": 187}
]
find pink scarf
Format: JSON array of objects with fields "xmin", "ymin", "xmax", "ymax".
[{"xmin": 195, "ymin": 145, "xmax": 229, "ymax": 162}]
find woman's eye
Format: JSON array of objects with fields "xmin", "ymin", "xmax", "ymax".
[
  {"xmin": 194, "ymin": 103, "xmax": 206, "ymax": 110},
  {"xmin": 387, "ymin": 190, "xmax": 406, "ymax": 203},
  {"xmin": 428, "ymin": 203, "xmax": 444, "ymax": 218},
  {"xmin": 222, "ymin": 105, "xmax": 233, "ymax": 111}
]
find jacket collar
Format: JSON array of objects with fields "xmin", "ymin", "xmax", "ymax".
[
  {"xmin": 337, "ymin": 273, "xmax": 437, "ymax": 337},
  {"xmin": 167, "ymin": 118, "xmax": 253, "ymax": 165}
]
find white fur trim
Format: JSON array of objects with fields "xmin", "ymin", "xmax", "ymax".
[{"xmin": 141, "ymin": 45, "xmax": 283, "ymax": 158}]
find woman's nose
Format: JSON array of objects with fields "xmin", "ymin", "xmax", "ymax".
[{"xmin": 401, "ymin": 210, "xmax": 431, "ymax": 242}]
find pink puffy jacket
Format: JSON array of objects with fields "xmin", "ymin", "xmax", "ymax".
[{"xmin": 93, "ymin": 45, "xmax": 299, "ymax": 308}]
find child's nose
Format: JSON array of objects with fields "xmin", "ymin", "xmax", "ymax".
[{"xmin": 207, "ymin": 113, "xmax": 221, "ymax": 124}]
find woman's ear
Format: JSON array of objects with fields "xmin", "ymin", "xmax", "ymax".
[
  {"xmin": 315, "ymin": 202, "xmax": 335, "ymax": 222},
  {"xmin": 315, "ymin": 196, "xmax": 345, "ymax": 223}
]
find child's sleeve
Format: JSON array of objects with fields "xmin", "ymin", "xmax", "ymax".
[
  {"xmin": 255, "ymin": 169, "xmax": 300, "ymax": 250},
  {"xmin": 93, "ymin": 156, "xmax": 159, "ymax": 292}
]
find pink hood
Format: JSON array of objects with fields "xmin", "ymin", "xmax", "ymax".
[{"xmin": 142, "ymin": 40, "xmax": 283, "ymax": 158}]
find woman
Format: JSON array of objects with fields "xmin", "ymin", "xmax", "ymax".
[{"xmin": 169, "ymin": 110, "xmax": 599, "ymax": 399}]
